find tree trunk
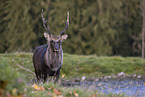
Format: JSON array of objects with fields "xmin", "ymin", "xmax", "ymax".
[
  {"xmin": 142, "ymin": 12, "xmax": 144, "ymax": 59},
  {"xmin": 141, "ymin": 0, "xmax": 145, "ymax": 59}
]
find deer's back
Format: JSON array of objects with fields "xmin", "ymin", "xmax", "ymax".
[{"xmin": 33, "ymin": 44, "xmax": 48, "ymax": 71}]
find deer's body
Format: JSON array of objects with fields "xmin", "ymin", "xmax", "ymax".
[
  {"xmin": 33, "ymin": 44, "xmax": 63, "ymax": 81},
  {"xmin": 33, "ymin": 9, "xmax": 69, "ymax": 82}
]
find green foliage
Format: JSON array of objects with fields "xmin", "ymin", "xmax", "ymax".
[
  {"xmin": 112, "ymin": 0, "xmax": 142, "ymax": 56},
  {"xmin": 1, "ymin": 53, "xmax": 35, "ymax": 82},
  {"xmin": 1, "ymin": 0, "xmax": 39, "ymax": 52},
  {"xmin": 0, "ymin": 0, "xmax": 144, "ymax": 56},
  {"xmin": 0, "ymin": 52, "xmax": 144, "ymax": 96},
  {"xmin": 1, "ymin": 53, "xmax": 145, "ymax": 79},
  {"xmin": 0, "ymin": 0, "xmax": 7, "ymax": 52},
  {"xmin": 0, "ymin": 53, "xmax": 135, "ymax": 97},
  {"xmin": 0, "ymin": 57, "xmax": 26, "ymax": 96}
]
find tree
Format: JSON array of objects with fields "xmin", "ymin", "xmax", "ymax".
[
  {"xmin": 1, "ymin": 0, "xmax": 40, "ymax": 52},
  {"xmin": 140, "ymin": 0, "xmax": 145, "ymax": 59},
  {"xmin": 0, "ymin": 0, "xmax": 144, "ymax": 56},
  {"xmin": 0, "ymin": 0, "xmax": 7, "ymax": 52},
  {"xmin": 46, "ymin": 0, "xmax": 123, "ymax": 55},
  {"xmin": 112, "ymin": 0, "xmax": 142, "ymax": 56}
]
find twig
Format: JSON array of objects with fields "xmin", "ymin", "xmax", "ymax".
[{"xmin": 16, "ymin": 64, "xmax": 35, "ymax": 76}]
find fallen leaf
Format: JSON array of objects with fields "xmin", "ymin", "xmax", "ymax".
[
  {"xmin": 39, "ymin": 86, "xmax": 45, "ymax": 91},
  {"xmin": 53, "ymin": 88, "xmax": 57, "ymax": 93},
  {"xmin": 12, "ymin": 88, "xmax": 17, "ymax": 95},
  {"xmin": 32, "ymin": 83, "xmax": 39, "ymax": 90},
  {"xmin": 32, "ymin": 83, "xmax": 45, "ymax": 91},
  {"xmin": 74, "ymin": 90, "xmax": 78, "ymax": 97},
  {"xmin": 58, "ymin": 95, "xmax": 63, "ymax": 97},
  {"xmin": 69, "ymin": 91, "xmax": 72, "ymax": 95},
  {"xmin": 47, "ymin": 92, "xmax": 52, "ymax": 95},
  {"xmin": 57, "ymin": 91, "xmax": 61, "ymax": 95},
  {"xmin": 62, "ymin": 74, "xmax": 65, "ymax": 78},
  {"xmin": 53, "ymin": 88, "xmax": 61, "ymax": 95},
  {"xmin": 18, "ymin": 95, "xmax": 23, "ymax": 97},
  {"xmin": 92, "ymin": 94, "xmax": 96, "ymax": 97},
  {"xmin": 74, "ymin": 93, "xmax": 78, "ymax": 97},
  {"xmin": 35, "ymin": 91, "xmax": 38, "ymax": 93},
  {"xmin": 0, "ymin": 81, "xmax": 7, "ymax": 89}
]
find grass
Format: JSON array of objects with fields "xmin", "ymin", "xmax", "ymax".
[
  {"xmin": 0, "ymin": 52, "xmax": 145, "ymax": 97},
  {"xmin": 63, "ymin": 54, "xmax": 145, "ymax": 78}
]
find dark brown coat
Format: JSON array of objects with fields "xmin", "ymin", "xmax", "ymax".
[{"xmin": 33, "ymin": 44, "xmax": 63, "ymax": 82}]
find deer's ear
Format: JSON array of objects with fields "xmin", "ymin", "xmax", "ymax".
[
  {"xmin": 61, "ymin": 35, "xmax": 68, "ymax": 40},
  {"xmin": 44, "ymin": 33, "xmax": 51, "ymax": 41}
]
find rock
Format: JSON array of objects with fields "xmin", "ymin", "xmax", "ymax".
[
  {"xmin": 73, "ymin": 78, "xmax": 80, "ymax": 82},
  {"xmin": 118, "ymin": 72, "xmax": 124, "ymax": 76},
  {"xmin": 133, "ymin": 74, "xmax": 136, "ymax": 77},
  {"xmin": 104, "ymin": 76, "xmax": 111, "ymax": 79},
  {"xmin": 138, "ymin": 75, "xmax": 141, "ymax": 78},
  {"xmin": 81, "ymin": 76, "xmax": 86, "ymax": 80},
  {"xmin": 95, "ymin": 78, "xmax": 99, "ymax": 81}
]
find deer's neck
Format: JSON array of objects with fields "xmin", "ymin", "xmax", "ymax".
[
  {"xmin": 49, "ymin": 45, "xmax": 60, "ymax": 59},
  {"xmin": 45, "ymin": 45, "xmax": 63, "ymax": 71}
]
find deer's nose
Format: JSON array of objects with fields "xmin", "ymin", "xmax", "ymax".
[{"xmin": 54, "ymin": 43, "xmax": 59, "ymax": 50}]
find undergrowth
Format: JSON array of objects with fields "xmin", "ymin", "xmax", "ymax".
[{"xmin": 0, "ymin": 53, "xmax": 145, "ymax": 97}]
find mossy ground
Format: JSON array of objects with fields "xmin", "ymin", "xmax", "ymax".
[{"xmin": 0, "ymin": 53, "xmax": 145, "ymax": 97}]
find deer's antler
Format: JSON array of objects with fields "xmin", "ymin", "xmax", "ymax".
[
  {"xmin": 60, "ymin": 11, "xmax": 69, "ymax": 35},
  {"xmin": 41, "ymin": 9, "xmax": 51, "ymax": 34}
]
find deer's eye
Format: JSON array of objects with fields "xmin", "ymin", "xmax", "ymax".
[
  {"xmin": 58, "ymin": 40, "xmax": 61, "ymax": 44},
  {"xmin": 50, "ymin": 40, "xmax": 53, "ymax": 43}
]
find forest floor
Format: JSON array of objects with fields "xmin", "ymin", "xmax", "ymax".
[{"xmin": 0, "ymin": 53, "xmax": 145, "ymax": 97}]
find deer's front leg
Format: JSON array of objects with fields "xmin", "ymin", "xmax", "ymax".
[{"xmin": 54, "ymin": 67, "xmax": 61, "ymax": 82}]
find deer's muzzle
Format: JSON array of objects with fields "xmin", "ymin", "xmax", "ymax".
[{"xmin": 53, "ymin": 43, "xmax": 60, "ymax": 51}]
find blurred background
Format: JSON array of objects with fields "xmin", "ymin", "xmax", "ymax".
[{"xmin": 0, "ymin": 0, "xmax": 145, "ymax": 57}]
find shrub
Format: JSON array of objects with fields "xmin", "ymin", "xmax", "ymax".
[{"xmin": 0, "ymin": 57, "xmax": 26, "ymax": 96}]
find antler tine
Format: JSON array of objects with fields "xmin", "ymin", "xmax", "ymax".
[
  {"xmin": 41, "ymin": 9, "xmax": 51, "ymax": 34},
  {"xmin": 60, "ymin": 11, "xmax": 69, "ymax": 35}
]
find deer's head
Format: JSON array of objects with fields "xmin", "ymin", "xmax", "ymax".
[{"xmin": 42, "ymin": 9, "xmax": 69, "ymax": 52}]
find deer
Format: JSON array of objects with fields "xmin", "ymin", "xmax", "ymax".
[{"xmin": 33, "ymin": 9, "xmax": 69, "ymax": 82}]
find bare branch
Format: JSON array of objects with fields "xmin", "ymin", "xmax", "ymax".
[
  {"xmin": 16, "ymin": 64, "xmax": 35, "ymax": 76},
  {"xmin": 41, "ymin": 9, "xmax": 51, "ymax": 34},
  {"xmin": 60, "ymin": 11, "xmax": 69, "ymax": 35}
]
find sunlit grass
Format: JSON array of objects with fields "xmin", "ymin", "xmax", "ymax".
[
  {"xmin": 0, "ymin": 52, "xmax": 145, "ymax": 97},
  {"xmin": 1, "ymin": 53, "xmax": 145, "ymax": 80}
]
